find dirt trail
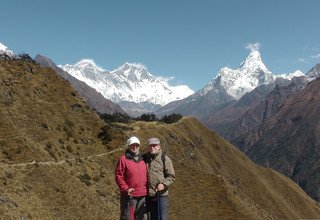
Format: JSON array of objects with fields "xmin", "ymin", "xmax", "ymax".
[{"xmin": 0, "ymin": 147, "xmax": 123, "ymax": 168}]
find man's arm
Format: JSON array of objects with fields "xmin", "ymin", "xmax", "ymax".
[{"xmin": 163, "ymin": 156, "xmax": 176, "ymax": 187}]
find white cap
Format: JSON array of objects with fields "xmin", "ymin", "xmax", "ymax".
[{"xmin": 127, "ymin": 136, "xmax": 140, "ymax": 146}]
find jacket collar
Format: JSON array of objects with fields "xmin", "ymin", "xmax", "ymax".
[
  {"xmin": 125, "ymin": 149, "xmax": 143, "ymax": 162},
  {"xmin": 147, "ymin": 149, "xmax": 162, "ymax": 159}
]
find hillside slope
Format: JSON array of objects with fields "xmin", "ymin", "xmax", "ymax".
[
  {"xmin": 132, "ymin": 118, "xmax": 320, "ymax": 219},
  {"xmin": 0, "ymin": 60, "xmax": 319, "ymax": 219},
  {"xmin": 244, "ymin": 77, "xmax": 320, "ymax": 202},
  {"xmin": 212, "ymin": 76, "xmax": 320, "ymax": 202},
  {"xmin": 0, "ymin": 59, "xmax": 124, "ymax": 219}
]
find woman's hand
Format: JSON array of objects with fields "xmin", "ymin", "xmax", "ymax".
[{"xmin": 127, "ymin": 188, "xmax": 135, "ymax": 196}]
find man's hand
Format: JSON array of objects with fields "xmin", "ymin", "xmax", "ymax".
[
  {"xmin": 156, "ymin": 183, "xmax": 165, "ymax": 191},
  {"xmin": 127, "ymin": 188, "xmax": 135, "ymax": 196}
]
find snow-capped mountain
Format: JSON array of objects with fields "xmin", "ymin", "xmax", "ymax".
[
  {"xmin": 156, "ymin": 50, "xmax": 305, "ymax": 116},
  {"xmin": 200, "ymin": 50, "xmax": 304, "ymax": 100},
  {"xmin": 0, "ymin": 43, "xmax": 14, "ymax": 57},
  {"xmin": 59, "ymin": 61, "xmax": 194, "ymax": 106},
  {"xmin": 305, "ymin": 63, "xmax": 320, "ymax": 79}
]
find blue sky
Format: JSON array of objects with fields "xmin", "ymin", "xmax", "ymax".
[{"xmin": 1, "ymin": 0, "xmax": 320, "ymax": 91}]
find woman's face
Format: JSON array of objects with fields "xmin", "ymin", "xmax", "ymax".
[{"xmin": 129, "ymin": 143, "xmax": 140, "ymax": 154}]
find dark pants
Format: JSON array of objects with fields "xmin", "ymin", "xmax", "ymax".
[
  {"xmin": 120, "ymin": 196, "xmax": 147, "ymax": 220},
  {"xmin": 146, "ymin": 195, "xmax": 170, "ymax": 220}
]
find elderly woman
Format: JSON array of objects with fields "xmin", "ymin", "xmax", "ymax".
[{"xmin": 115, "ymin": 136, "xmax": 147, "ymax": 220}]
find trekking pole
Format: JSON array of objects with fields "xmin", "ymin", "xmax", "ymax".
[{"xmin": 157, "ymin": 191, "xmax": 162, "ymax": 220}]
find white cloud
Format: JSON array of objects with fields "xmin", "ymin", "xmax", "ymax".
[
  {"xmin": 302, "ymin": 45, "xmax": 319, "ymax": 52},
  {"xmin": 299, "ymin": 53, "xmax": 320, "ymax": 64},
  {"xmin": 156, "ymin": 76, "xmax": 175, "ymax": 83},
  {"xmin": 76, "ymin": 59, "xmax": 105, "ymax": 71},
  {"xmin": 311, "ymin": 54, "xmax": 320, "ymax": 59},
  {"xmin": 245, "ymin": 42, "xmax": 262, "ymax": 52},
  {"xmin": 298, "ymin": 57, "xmax": 308, "ymax": 63}
]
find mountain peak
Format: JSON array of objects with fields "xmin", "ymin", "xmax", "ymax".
[
  {"xmin": 123, "ymin": 62, "xmax": 145, "ymax": 70},
  {"xmin": 240, "ymin": 50, "xmax": 267, "ymax": 72},
  {"xmin": 0, "ymin": 43, "xmax": 7, "ymax": 51},
  {"xmin": 112, "ymin": 62, "xmax": 151, "ymax": 80},
  {"xmin": 247, "ymin": 50, "xmax": 262, "ymax": 61},
  {"xmin": 74, "ymin": 59, "xmax": 105, "ymax": 71},
  {"xmin": 306, "ymin": 63, "xmax": 320, "ymax": 78},
  {"xmin": 0, "ymin": 43, "xmax": 14, "ymax": 56},
  {"xmin": 61, "ymin": 60, "xmax": 194, "ymax": 106},
  {"xmin": 116, "ymin": 62, "xmax": 147, "ymax": 74},
  {"xmin": 34, "ymin": 54, "xmax": 56, "ymax": 68},
  {"xmin": 206, "ymin": 50, "xmax": 273, "ymax": 100}
]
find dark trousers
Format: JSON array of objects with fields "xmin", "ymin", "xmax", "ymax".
[
  {"xmin": 120, "ymin": 196, "xmax": 147, "ymax": 220},
  {"xmin": 146, "ymin": 195, "xmax": 170, "ymax": 220}
]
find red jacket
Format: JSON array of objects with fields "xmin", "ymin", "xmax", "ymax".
[{"xmin": 115, "ymin": 150, "xmax": 147, "ymax": 197}]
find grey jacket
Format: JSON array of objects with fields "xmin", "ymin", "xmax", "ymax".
[{"xmin": 144, "ymin": 150, "xmax": 176, "ymax": 197}]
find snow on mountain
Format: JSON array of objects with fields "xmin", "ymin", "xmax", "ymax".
[
  {"xmin": 306, "ymin": 63, "xmax": 320, "ymax": 79},
  {"xmin": 0, "ymin": 43, "xmax": 14, "ymax": 57},
  {"xmin": 61, "ymin": 59, "xmax": 105, "ymax": 82},
  {"xmin": 275, "ymin": 70, "xmax": 305, "ymax": 80},
  {"xmin": 212, "ymin": 51, "xmax": 274, "ymax": 99},
  {"xmin": 59, "ymin": 61, "xmax": 194, "ymax": 106},
  {"xmin": 199, "ymin": 50, "xmax": 305, "ymax": 100}
]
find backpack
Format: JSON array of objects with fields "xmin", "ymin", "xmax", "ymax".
[{"xmin": 161, "ymin": 152, "xmax": 166, "ymax": 175}]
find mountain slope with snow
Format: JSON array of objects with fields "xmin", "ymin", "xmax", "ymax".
[
  {"xmin": 59, "ymin": 61, "xmax": 194, "ymax": 106},
  {"xmin": 0, "ymin": 43, "xmax": 14, "ymax": 58},
  {"xmin": 156, "ymin": 50, "xmax": 305, "ymax": 117},
  {"xmin": 200, "ymin": 50, "xmax": 304, "ymax": 100},
  {"xmin": 217, "ymin": 50, "xmax": 274, "ymax": 99}
]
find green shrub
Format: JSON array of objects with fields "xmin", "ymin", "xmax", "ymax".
[
  {"xmin": 160, "ymin": 113, "xmax": 183, "ymax": 124},
  {"xmin": 98, "ymin": 125, "xmax": 112, "ymax": 145},
  {"xmin": 99, "ymin": 113, "xmax": 132, "ymax": 123},
  {"xmin": 136, "ymin": 113, "xmax": 158, "ymax": 122}
]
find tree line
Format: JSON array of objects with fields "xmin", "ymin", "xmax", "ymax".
[{"xmin": 98, "ymin": 112, "xmax": 183, "ymax": 124}]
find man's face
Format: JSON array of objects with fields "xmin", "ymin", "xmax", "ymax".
[
  {"xmin": 129, "ymin": 143, "xmax": 140, "ymax": 154},
  {"xmin": 148, "ymin": 144, "xmax": 160, "ymax": 154}
]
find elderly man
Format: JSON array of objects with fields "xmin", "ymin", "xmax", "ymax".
[
  {"xmin": 144, "ymin": 137, "xmax": 176, "ymax": 220},
  {"xmin": 115, "ymin": 136, "xmax": 147, "ymax": 220}
]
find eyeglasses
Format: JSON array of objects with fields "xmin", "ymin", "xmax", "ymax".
[{"xmin": 130, "ymin": 144, "xmax": 140, "ymax": 147}]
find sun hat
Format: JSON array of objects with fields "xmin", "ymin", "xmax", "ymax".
[{"xmin": 148, "ymin": 137, "xmax": 160, "ymax": 145}]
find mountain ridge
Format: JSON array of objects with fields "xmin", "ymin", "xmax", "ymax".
[
  {"xmin": 59, "ymin": 60, "xmax": 194, "ymax": 108},
  {"xmin": 156, "ymin": 50, "xmax": 305, "ymax": 117}
]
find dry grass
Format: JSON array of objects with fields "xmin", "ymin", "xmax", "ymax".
[{"xmin": 130, "ymin": 117, "xmax": 320, "ymax": 219}]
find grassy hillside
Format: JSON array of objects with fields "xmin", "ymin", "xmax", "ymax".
[
  {"xmin": 0, "ymin": 60, "xmax": 123, "ymax": 219},
  {"xmin": 131, "ymin": 118, "xmax": 320, "ymax": 219},
  {"xmin": 0, "ymin": 60, "xmax": 319, "ymax": 219}
]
